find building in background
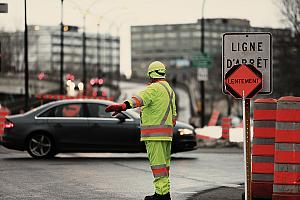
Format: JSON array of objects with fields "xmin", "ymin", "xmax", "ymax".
[{"xmin": 0, "ymin": 25, "xmax": 120, "ymax": 84}]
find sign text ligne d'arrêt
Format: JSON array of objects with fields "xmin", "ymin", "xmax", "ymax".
[{"xmin": 226, "ymin": 41, "xmax": 269, "ymax": 69}]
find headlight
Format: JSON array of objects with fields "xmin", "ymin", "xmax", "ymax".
[{"xmin": 178, "ymin": 128, "xmax": 194, "ymax": 135}]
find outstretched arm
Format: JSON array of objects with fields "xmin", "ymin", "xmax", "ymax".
[
  {"xmin": 105, "ymin": 95, "xmax": 145, "ymax": 116},
  {"xmin": 105, "ymin": 85, "xmax": 155, "ymax": 115}
]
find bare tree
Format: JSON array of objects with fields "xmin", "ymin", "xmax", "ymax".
[
  {"xmin": 279, "ymin": 0, "xmax": 300, "ymax": 34},
  {"xmin": 272, "ymin": 0, "xmax": 300, "ymax": 96},
  {"xmin": 277, "ymin": 0, "xmax": 300, "ymax": 53}
]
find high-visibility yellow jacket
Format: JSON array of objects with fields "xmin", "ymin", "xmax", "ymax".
[{"xmin": 126, "ymin": 80, "xmax": 176, "ymax": 141}]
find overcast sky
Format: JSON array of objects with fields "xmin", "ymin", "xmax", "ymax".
[{"xmin": 0, "ymin": 0, "xmax": 287, "ymax": 77}]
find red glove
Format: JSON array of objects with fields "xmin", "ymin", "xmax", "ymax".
[
  {"xmin": 172, "ymin": 118, "xmax": 176, "ymax": 126},
  {"xmin": 105, "ymin": 103, "xmax": 127, "ymax": 116}
]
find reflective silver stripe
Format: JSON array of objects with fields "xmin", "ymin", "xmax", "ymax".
[
  {"xmin": 141, "ymin": 133, "xmax": 173, "ymax": 137},
  {"xmin": 129, "ymin": 99, "xmax": 137, "ymax": 108},
  {"xmin": 151, "ymin": 164, "xmax": 168, "ymax": 178},
  {"xmin": 275, "ymin": 164, "xmax": 300, "ymax": 172},
  {"xmin": 141, "ymin": 125, "xmax": 173, "ymax": 129},
  {"xmin": 253, "ymin": 121, "xmax": 275, "ymax": 128},
  {"xmin": 160, "ymin": 92, "xmax": 173, "ymax": 125},
  {"xmin": 159, "ymin": 82, "xmax": 174, "ymax": 126},
  {"xmin": 254, "ymin": 103, "xmax": 277, "ymax": 110},
  {"xmin": 275, "ymin": 143, "xmax": 300, "ymax": 151},
  {"xmin": 252, "ymin": 173, "xmax": 273, "ymax": 181},
  {"xmin": 252, "ymin": 156, "xmax": 274, "ymax": 163},
  {"xmin": 133, "ymin": 95, "xmax": 144, "ymax": 106},
  {"xmin": 277, "ymin": 101, "xmax": 300, "ymax": 110},
  {"xmin": 276, "ymin": 122, "xmax": 300, "ymax": 130},
  {"xmin": 151, "ymin": 164, "xmax": 166, "ymax": 169},
  {"xmin": 253, "ymin": 138, "xmax": 275, "ymax": 145},
  {"xmin": 153, "ymin": 172, "xmax": 168, "ymax": 178},
  {"xmin": 273, "ymin": 184, "xmax": 300, "ymax": 193}
]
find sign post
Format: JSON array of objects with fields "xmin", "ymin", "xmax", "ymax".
[
  {"xmin": 224, "ymin": 63, "xmax": 263, "ymax": 200},
  {"xmin": 192, "ymin": 52, "xmax": 212, "ymax": 128},
  {"xmin": 223, "ymin": 33, "xmax": 272, "ymax": 200},
  {"xmin": 243, "ymin": 96, "xmax": 251, "ymax": 200}
]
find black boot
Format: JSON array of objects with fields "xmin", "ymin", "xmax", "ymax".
[{"xmin": 144, "ymin": 193, "xmax": 171, "ymax": 200}]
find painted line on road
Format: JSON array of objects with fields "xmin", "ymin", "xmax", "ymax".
[
  {"xmin": 173, "ymin": 174, "xmax": 242, "ymax": 188},
  {"xmin": 174, "ymin": 191, "xmax": 198, "ymax": 194}
]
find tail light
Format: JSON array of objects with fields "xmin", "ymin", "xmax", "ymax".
[{"xmin": 4, "ymin": 119, "xmax": 14, "ymax": 129}]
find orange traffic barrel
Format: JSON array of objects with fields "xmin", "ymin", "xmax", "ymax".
[
  {"xmin": 252, "ymin": 98, "xmax": 277, "ymax": 199},
  {"xmin": 208, "ymin": 111, "xmax": 220, "ymax": 126},
  {"xmin": 273, "ymin": 96, "xmax": 300, "ymax": 200},
  {"xmin": 221, "ymin": 117, "xmax": 231, "ymax": 139}
]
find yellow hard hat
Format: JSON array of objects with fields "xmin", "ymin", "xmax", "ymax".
[{"xmin": 147, "ymin": 61, "xmax": 166, "ymax": 78}]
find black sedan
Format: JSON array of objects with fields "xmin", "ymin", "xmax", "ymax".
[{"xmin": 1, "ymin": 99, "xmax": 197, "ymax": 158}]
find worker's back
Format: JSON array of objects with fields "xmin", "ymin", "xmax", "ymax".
[{"xmin": 138, "ymin": 80, "xmax": 176, "ymax": 141}]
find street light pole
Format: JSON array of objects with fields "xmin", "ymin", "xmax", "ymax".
[
  {"xmin": 97, "ymin": 23, "xmax": 101, "ymax": 78},
  {"xmin": 69, "ymin": 0, "xmax": 100, "ymax": 95},
  {"xmin": 24, "ymin": 0, "xmax": 29, "ymax": 111},
  {"xmin": 60, "ymin": 0, "xmax": 64, "ymax": 94},
  {"xmin": 200, "ymin": 0, "xmax": 206, "ymax": 127},
  {"xmin": 82, "ymin": 15, "xmax": 87, "ymax": 95}
]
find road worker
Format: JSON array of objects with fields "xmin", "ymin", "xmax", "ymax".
[{"xmin": 105, "ymin": 61, "xmax": 176, "ymax": 200}]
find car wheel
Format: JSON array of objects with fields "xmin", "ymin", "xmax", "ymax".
[{"xmin": 26, "ymin": 133, "xmax": 56, "ymax": 159}]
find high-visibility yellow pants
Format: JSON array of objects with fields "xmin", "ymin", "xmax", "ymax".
[{"xmin": 145, "ymin": 141, "xmax": 172, "ymax": 195}]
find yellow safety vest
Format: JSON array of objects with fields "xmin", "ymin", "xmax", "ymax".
[{"xmin": 127, "ymin": 81, "xmax": 177, "ymax": 141}]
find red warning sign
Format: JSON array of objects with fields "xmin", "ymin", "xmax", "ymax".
[{"xmin": 225, "ymin": 64, "xmax": 262, "ymax": 99}]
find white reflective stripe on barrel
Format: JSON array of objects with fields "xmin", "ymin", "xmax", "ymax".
[
  {"xmin": 276, "ymin": 122, "xmax": 300, "ymax": 130},
  {"xmin": 255, "ymin": 103, "xmax": 277, "ymax": 110},
  {"xmin": 253, "ymin": 138, "xmax": 275, "ymax": 145},
  {"xmin": 252, "ymin": 156, "xmax": 274, "ymax": 163},
  {"xmin": 252, "ymin": 173, "xmax": 273, "ymax": 181},
  {"xmin": 275, "ymin": 143, "xmax": 300, "ymax": 151},
  {"xmin": 277, "ymin": 102, "xmax": 300, "ymax": 109},
  {"xmin": 273, "ymin": 184, "xmax": 300, "ymax": 193},
  {"xmin": 275, "ymin": 163, "xmax": 300, "ymax": 172},
  {"xmin": 253, "ymin": 121, "xmax": 275, "ymax": 128}
]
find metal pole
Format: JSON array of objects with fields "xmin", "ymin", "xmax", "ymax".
[
  {"xmin": 60, "ymin": 0, "xmax": 64, "ymax": 94},
  {"xmin": 97, "ymin": 23, "xmax": 101, "ymax": 78},
  {"xmin": 0, "ymin": 42, "xmax": 2, "ymax": 72},
  {"xmin": 200, "ymin": 0, "xmax": 206, "ymax": 127},
  {"xmin": 227, "ymin": 95, "xmax": 232, "ymax": 116},
  {"xmin": 24, "ymin": 0, "xmax": 29, "ymax": 111},
  {"xmin": 117, "ymin": 37, "xmax": 120, "ymax": 89},
  {"xmin": 242, "ymin": 91, "xmax": 252, "ymax": 200},
  {"xmin": 110, "ymin": 36, "xmax": 113, "ymax": 86},
  {"xmin": 82, "ymin": 15, "xmax": 87, "ymax": 95}
]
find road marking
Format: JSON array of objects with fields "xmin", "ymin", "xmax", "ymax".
[{"xmin": 174, "ymin": 191, "xmax": 198, "ymax": 194}]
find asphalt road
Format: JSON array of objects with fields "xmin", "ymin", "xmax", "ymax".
[{"xmin": 0, "ymin": 146, "xmax": 244, "ymax": 200}]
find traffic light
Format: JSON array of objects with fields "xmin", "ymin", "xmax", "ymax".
[{"xmin": 63, "ymin": 25, "xmax": 78, "ymax": 32}]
